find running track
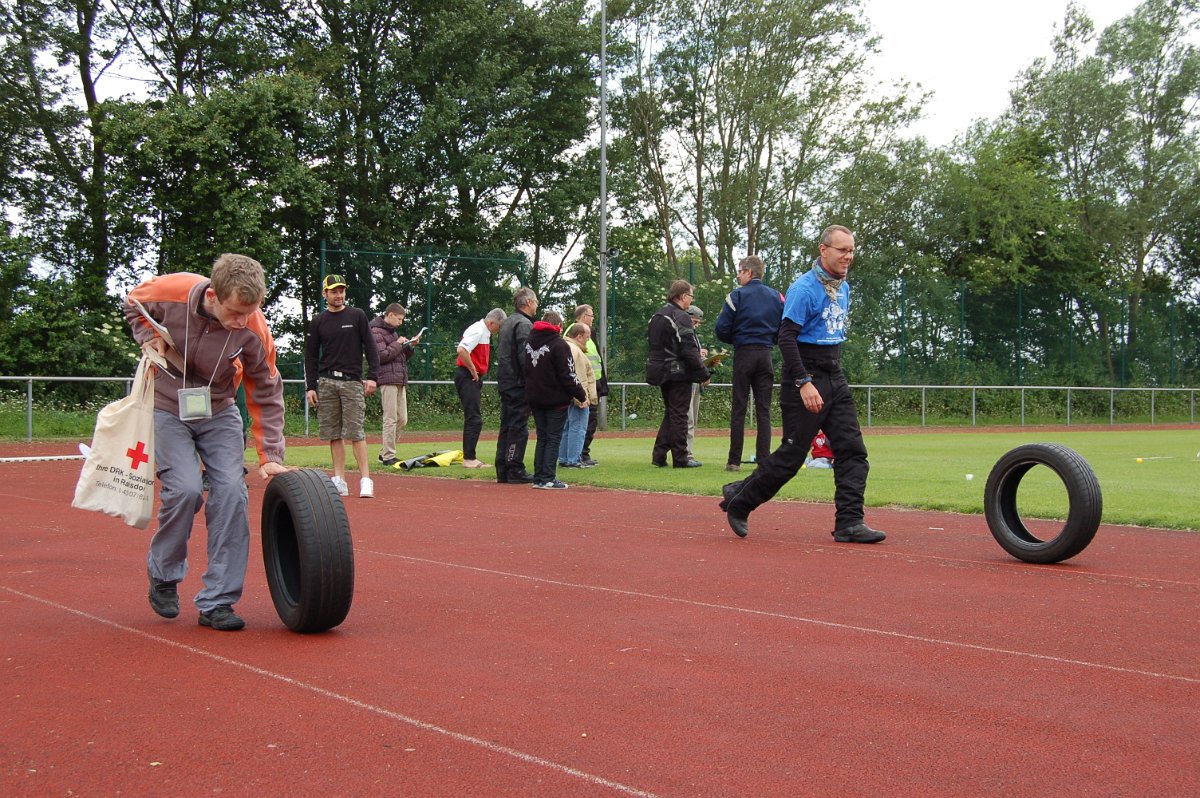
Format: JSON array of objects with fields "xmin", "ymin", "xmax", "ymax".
[{"xmin": 1, "ymin": 450, "xmax": 1197, "ymax": 796}]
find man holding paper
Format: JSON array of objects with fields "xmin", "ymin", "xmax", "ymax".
[
  {"xmin": 370, "ymin": 303, "xmax": 421, "ymax": 467},
  {"xmin": 125, "ymin": 253, "xmax": 288, "ymax": 631}
]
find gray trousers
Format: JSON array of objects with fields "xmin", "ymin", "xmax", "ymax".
[
  {"xmin": 686, "ymin": 384, "xmax": 700, "ymax": 457},
  {"xmin": 149, "ymin": 405, "xmax": 249, "ymax": 613}
]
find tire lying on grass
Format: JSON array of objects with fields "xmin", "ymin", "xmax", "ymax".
[
  {"xmin": 261, "ymin": 468, "xmax": 354, "ymax": 632},
  {"xmin": 983, "ymin": 443, "xmax": 1102, "ymax": 564}
]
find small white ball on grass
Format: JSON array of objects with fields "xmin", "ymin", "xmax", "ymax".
[{"xmin": 965, "ymin": 474, "xmax": 974, "ymax": 481}]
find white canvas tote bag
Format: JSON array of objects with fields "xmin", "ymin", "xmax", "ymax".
[{"xmin": 71, "ymin": 355, "xmax": 157, "ymax": 528}]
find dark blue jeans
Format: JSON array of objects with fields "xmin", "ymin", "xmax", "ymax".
[{"xmin": 531, "ymin": 404, "xmax": 567, "ymax": 483}]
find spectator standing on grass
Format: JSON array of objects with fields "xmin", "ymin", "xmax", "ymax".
[
  {"xmin": 524, "ymin": 310, "xmax": 586, "ymax": 489},
  {"xmin": 495, "ymin": 288, "xmax": 538, "ymax": 483},
  {"xmin": 455, "ymin": 308, "xmax": 507, "ymax": 469},
  {"xmin": 806, "ymin": 429, "xmax": 834, "ymax": 468},
  {"xmin": 559, "ymin": 322, "xmax": 597, "ymax": 470},
  {"xmin": 720, "ymin": 225, "xmax": 884, "ymax": 543},
  {"xmin": 684, "ymin": 303, "xmax": 710, "ymax": 462},
  {"xmin": 126, "ymin": 253, "xmax": 288, "ymax": 632},
  {"xmin": 569, "ymin": 304, "xmax": 608, "ymax": 467},
  {"xmin": 646, "ymin": 280, "xmax": 709, "ymax": 469},
  {"xmin": 370, "ymin": 303, "xmax": 419, "ymax": 468},
  {"xmin": 715, "ymin": 255, "xmax": 784, "ymax": 472},
  {"xmin": 304, "ymin": 273, "xmax": 379, "ymax": 499}
]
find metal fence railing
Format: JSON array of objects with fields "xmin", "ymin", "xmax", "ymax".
[{"xmin": 3, "ymin": 375, "xmax": 1195, "ymax": 442}]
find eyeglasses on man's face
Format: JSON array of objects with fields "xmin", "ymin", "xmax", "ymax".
[{"xmin": 823, "ymin": 244, "xmax": 855, "ymax": 257}]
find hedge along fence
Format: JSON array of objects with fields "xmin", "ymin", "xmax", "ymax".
[
  {"xmin": 606, "ymin": 382, "xmax": 1199, "ymax": 430},
  {"xmin": 1, "ymin": 377, "xmax": 1196, "ymax": 441}
]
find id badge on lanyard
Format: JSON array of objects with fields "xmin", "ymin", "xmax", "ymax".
[
  {"xmin": 178, "ymin": 295, "xmax": 233, "ymax": 422},
  {"xmin": 178, "ymin": 386, "xmax": 213, "ymax": 420}
]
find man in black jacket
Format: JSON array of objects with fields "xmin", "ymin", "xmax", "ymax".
[
  {"xmin": 646, "ymin": 280, "xmax": 710, "ymax": 468},
  {"xmin": 495, "ymin": 287, "xmax": 538, "ymax": 483},
  {"xmin": 524, "ymin": 310, "xmax": 586, "ymax": 489}
]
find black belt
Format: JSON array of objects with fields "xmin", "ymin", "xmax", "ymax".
[
  {"xmin": 796, "ymin": 346, "xmax": 841, "ymax": 371},
  {"xmin": 736, "ymin": 344, "xmax": 772, "ymax": 351},
  {"xmin": 320, "ymin": 370, "xmax": 359, "ymax": 381}
]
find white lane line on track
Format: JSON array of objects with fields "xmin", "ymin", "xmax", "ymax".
[
  {"xmin": 371, "ymin": 552, "xmax": 1200, "ymax": 686},
  {"xmin": 0, "ymin": 585, "xmax": 659, "ymax": 798},
  {"xmin": 0, "ymin": 454, "xmax": 85, "ymax": 462}
]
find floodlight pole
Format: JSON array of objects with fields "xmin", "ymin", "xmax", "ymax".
[{"xmin": 598, "ymin": 0, "xmax": 610, "ymax": 429}]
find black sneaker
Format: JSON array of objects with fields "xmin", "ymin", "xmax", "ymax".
[
  {"xmin": 199, "ymin": 605, "xmax": 245, "ymax": 631},
  {"xmin": 532, "ymin": 480, "xmax": 568, "ymax": 490},
  {"xmin": 581, "ymin": 457, "xmax": 598, "ymax": 466},
  {"xmin": 379, "ymin": 456, "xmax": 399, "ymax": 467},
  {"xmin": 727, "ymin": 513, "xmax": 749, "ymax": 538},
  {"xmin": 674, "ymin": 459, "xmax": 703, "ymax": 468},
  {"xmin": 832, "ymin": 523, "xmax": 887, "ymax": 544},
  {"xmin": 148, "ymin": 573, "xmax": 179, "ymax": 619}
]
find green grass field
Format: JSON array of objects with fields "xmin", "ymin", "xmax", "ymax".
[{"xmin": 283, "ymin": 429, "xmax": 1200, "ymax": 532}]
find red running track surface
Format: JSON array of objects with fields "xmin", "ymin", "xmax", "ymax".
[{"xmin": 1, "ymin": 454, "xmax": 1197, "ymax": 796}]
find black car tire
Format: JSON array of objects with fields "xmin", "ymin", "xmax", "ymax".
[
  {"xmin": 261, "ymin": 468, "xmax": 354, "ymax": 632},
  {"xmin": 984, "ymin": 443, "xmax": 1102, "ymax": 564}
]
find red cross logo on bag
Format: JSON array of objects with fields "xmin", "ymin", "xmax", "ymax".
[{"xmin": 126, "ymin": 441, "xmax": 150, "ymax": 471}]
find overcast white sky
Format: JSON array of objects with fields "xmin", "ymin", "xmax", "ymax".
[{"xmin": 861, "ymin": 0, "xmax": 1149, "ymax": 145}]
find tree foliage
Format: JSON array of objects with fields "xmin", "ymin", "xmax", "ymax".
[
  {"xmin": 613, "ymin": 0, "xmax": 918, "ymax": 278},
  {"xmin": 0, "ymin": 0, "xmax": 1196, "ymax": 389}
]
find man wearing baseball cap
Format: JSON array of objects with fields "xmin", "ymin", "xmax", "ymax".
[{"xmin": 304, "ymin": 273, "xmax": 381, "ymax": 498}]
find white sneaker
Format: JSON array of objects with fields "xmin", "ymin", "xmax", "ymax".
[
  {"xmin": 331, "ymin": 475, "xmax": 349, "ymax": 497},
  {"xmin": 359, "ymin": 477, "xmax": 374, "ymax": 498}
]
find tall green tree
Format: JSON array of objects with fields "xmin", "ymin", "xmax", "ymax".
[
  {"xmin": 0, "ymin": 0, "xmax": 123, "ymax": 310},
  {"xmin": 614, "ymin": 0, "xmax": 913, "ymax": 278},
  {"xmin": 1011, "ymin": 0, "xmax": 1200, "ymax": 380},
  {"xmin": 103, "ymin": 74, "xmax": 328, "ymax": 297}
]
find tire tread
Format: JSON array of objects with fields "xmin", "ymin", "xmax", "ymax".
[
  {"xmin": 983, "ymin": 443, "xmax": 1102, "ymax": 564},
  {"xmin": 262, "ymin": 469, "xmax": 354, "ymax": 632}
]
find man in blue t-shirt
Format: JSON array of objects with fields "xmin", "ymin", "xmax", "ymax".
[{"xmin": 719, "ymin": 225, "xmax": 885, "ymax": 543}]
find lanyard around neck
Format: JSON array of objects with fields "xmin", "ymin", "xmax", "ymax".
[{"xmin": 183, "ymin": 294, "xmax": 234, "ymax": 390}]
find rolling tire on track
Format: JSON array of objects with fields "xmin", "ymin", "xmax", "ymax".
[
  {"xmin": 261, "ymin": 468, "xmax": 354, "ymax": 632},
  {"xmin": 984, "ymin": 443, "xmax": 1102, "ymax": 564}
]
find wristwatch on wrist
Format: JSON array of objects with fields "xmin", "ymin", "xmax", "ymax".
[{"xmin": 794, "ymin": 375, "xmax": 812, "ymax": 388}]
